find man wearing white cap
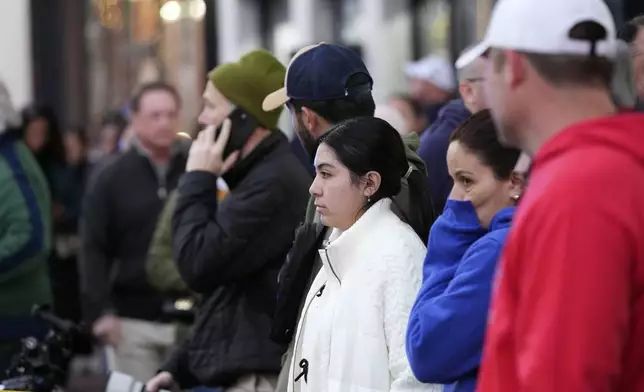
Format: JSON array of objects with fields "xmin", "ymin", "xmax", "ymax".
[
  {"xmin": 455, "ymin": 42, "xmax": 489, "ymax": 114},
  {"xmin": 474, "ymin": 0, "xmax": 644, "ymax": 390}
]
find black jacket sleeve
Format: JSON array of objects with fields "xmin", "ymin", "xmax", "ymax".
[
  {"xmin": 161, "ymin": 338, "xmax": 200, "ymax": 388},
  {"xmin": 79, "ymin": 166, "xmax": 114, "ymax": 323},
  {"xmin": 172, "ymin": 171, "xmax": 285, "ymax": 293}
]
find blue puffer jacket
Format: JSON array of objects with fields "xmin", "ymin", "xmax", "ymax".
[{"xmin": 406, "ymin": 199, "xmax": 514, "ymax": 392}]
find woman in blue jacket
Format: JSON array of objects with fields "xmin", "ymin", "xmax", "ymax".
[{"xmin": 406, "ymin": 110, "xmax": 523, "ymax": 392}]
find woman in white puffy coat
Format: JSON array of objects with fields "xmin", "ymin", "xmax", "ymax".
[{"xmin": 287, "ymin": 117, "xmax": 441, "ymax": 392}]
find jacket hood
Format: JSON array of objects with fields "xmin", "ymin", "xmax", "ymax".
[
  {"xmin": 533, "ymin": 113, "xmax": 644, "ymax": 171},
  {"xmin": 401, "ymin": 132, "xmax": 428, "ymax": 177}
]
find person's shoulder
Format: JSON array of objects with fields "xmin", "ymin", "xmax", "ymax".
[
  {"xmin": 376, "ymin": 213, "xmax": 426, "ymax": 258},
  {"xmin": 0, "ymin": 139, "xmax": 43, "ymax": 177},
  {"xmin": 421, "ymin": 99, "xmax": 470, "ymax": 140},
  {"xmin": 438, "ymin": 99, "xmax": 470, "ymax": 118},
  {"xmin": 469, "ymin": 227, "xmax": 511, "ymax": 257},
  {"xmin": 518, "ymin": 157, "xmax": 644, "ymax": 240},
  {"xmin": 534, "ymin": 147, "xmax": 644, "ymax": 205},
  {"xmin": 258, "ymin": 136, "xmax": 312, "ymax": 186},
  {"xmin": 86, "ymin": 152, "xmax": 127, "ymax": 187}
]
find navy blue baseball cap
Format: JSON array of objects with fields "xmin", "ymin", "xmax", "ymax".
[{"xmin": 262, "ymin": 42, "xmax": 373, "ymax": 112}]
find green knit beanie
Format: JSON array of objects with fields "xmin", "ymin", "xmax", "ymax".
[{"xmin": 208, "ymin": 50, "xmax": 286, "ymax": 130}]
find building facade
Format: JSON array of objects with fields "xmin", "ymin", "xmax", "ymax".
[
  {"xmin": 0, "ymin": 0, "xmax": 640, "ymax": 139},
  {"xmin": 214, "ymin": 0, "xmax": 644, "ymax": 105}
]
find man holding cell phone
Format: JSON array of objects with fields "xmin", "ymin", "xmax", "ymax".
[{"xmin": 146, "ymin": 50, "xmax": 311, "ymax": 392}]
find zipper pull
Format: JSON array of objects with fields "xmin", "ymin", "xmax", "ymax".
[
  {"xmin": 315, "ymin": 284, "xmax": 326, "ymax": 297},
  {"xmin": 294, "ymin": 358, "xmax": 309, "ymax": 383}
]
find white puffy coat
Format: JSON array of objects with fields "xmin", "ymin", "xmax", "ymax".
[{"xmin": 287, "ymin": 198, "xmax": 442, "ymax": 392}]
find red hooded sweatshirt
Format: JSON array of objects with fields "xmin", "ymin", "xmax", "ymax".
[{"xmin": 477, "ymin": 113, "xmax": 644, "ymax": 392}]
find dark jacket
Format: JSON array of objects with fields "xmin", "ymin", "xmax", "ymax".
[
  {"xmin": 47, "ymin": 161, "xmax": 92, "ymax": 324},
  {"xmin": 289, "ymin": 137, "xmax": 314, "ymax": 177},
  {"xmin": 80, "ymin": 144, "xmax": 187, "ymax": 323},
  {"xmin": 417, "ymin": 99, "xmax": 471, "ymax": 214},
  {"xmin": 163, "ymin": 131, "xmax": 311, "ymax": 388}
]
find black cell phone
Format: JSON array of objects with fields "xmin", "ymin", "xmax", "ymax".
[{"xmin": 215, "ymin": 107, "xmax": 257, "ymax": 159}]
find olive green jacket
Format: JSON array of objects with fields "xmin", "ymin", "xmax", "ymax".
[{"xmin": 146, "ymin": 189, "xmax": 189, "ymax": 293}]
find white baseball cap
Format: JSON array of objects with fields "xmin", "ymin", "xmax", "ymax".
[
  {"xmin": 457, "ymin": 0, "xmax": 617, "ymax": 70},
  {"xmin": 405, "ymin": 55, "xmax": 456, "ymax": 92}
]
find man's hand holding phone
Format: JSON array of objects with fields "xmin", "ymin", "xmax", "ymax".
[{"xmin": 186, "ymin": 118, "xmax": 240, "ymax": 175}]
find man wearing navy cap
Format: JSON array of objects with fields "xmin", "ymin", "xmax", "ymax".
[{"xmin": 263, "ymin": 43, "xmax": 434, "ymax": 392}]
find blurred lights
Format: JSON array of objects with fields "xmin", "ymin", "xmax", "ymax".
[
  {"xmin": 160, "ymin": 1, "xmax": 181, "ymax": 22},
  {"xmin": 189, "ymin": 0, "xmax": 207, "ymax": 20},
  {"xmin": 160, "ymin": 0, "xmax": 206, "ymax": 22}
]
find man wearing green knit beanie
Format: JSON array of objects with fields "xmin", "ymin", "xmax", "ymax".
[{"xmin": 146, "ymin": 50, "xmax": 311, "ymax": 392}]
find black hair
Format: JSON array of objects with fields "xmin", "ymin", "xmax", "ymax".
[
  {"xmin": 64, "ymin": 124, "xmax": 88, "ymax": 147},
  {"xmin": 390, "ymin": 93, "xmax": 425, "ymax": 118},
  {"xmin": 290, "ymin": 73, "xmax": 376, "ymax": 123},
  {"xmin": 130, "ymin": 81, "xmax": 181, "ymax": 113},
  {"xmin": 619, "ymin": 15, "xmax": 644, "ymax": 43},
  {"xmin": 101, "ymin": 109, "xmax": 128, "ymax": 139},
  {"xmin": 21, "ymin": 105, "xmax": 66, "ymax": 166},
  {"xmin": 320, "ymin": 116, "xmax": 434, "ymax": 241},
  {"xmin": 450, "ymin": 109, "xmax": 521, "ymax": 179}
]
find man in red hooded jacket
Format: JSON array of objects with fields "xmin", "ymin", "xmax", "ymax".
[{"xmin": 465, "ymin": 0, "xmax": 644, "ymax": 390}]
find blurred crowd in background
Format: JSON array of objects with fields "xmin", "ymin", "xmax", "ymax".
[{"xmin": 1, "ymin": 1, "xmax": 644, "ymax": 392}]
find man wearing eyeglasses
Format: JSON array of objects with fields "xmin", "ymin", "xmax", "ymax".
[
  {"xmin": 414, "ymin": 43, "xmax": 489, "ymax": 214},
  {"xmin": 455, "ymin": 42, "xmax": 489, "ymax": 114}
]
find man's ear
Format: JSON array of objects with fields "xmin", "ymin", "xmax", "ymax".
[
  {"xmin": 301, "ymin": 107, "xmax": 330, "ymax": 139},
  {"xmin": 505, "ymin": 50, "xmax": 528, "ymax": 89},
  {"xmin": 458, "ymin": 82, "xmax": 473, "ymax": 107},
  {"xmin": 300, "ymin": 107, "xmax": 318, "ymax": 132}
]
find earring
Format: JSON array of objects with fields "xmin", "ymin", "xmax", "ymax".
[{"xmin": 367, "ymin": 197, "xmax": 371, "ymax": 204}]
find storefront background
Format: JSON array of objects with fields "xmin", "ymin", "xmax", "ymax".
[{"xmin": 12, "ymin": 0, "xmax": 644, "ymax": 140}]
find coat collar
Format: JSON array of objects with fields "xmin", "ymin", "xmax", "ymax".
[
  {"xmin": 443, "ymin": 199, "xmax": 515, "ymax": 232},
  {"xmin": 319, "ymin": 198, "xmax": 394, "ymax": 284},
  {"xmin": 222, "ymin": 130, "xmax": 287, "ymax": 189}
]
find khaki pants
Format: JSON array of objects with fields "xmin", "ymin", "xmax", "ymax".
[
  {"xmin": 105, "ymin": 318, "xmax": 177, "ymax": 382},
  {"xmin": 224, "ymin": 374, "xmax": 278, "ymax": 392}
]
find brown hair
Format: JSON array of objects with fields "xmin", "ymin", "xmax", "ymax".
[
  {"xmin": 131, "ymin": 81, "xmax": 182, "ymax": 113},
  {"xmin": 450, "ymin": 109, "xmax": 520, "ymax": 180},
  {"xmin": 619, "ymin": 15, "xmax": 644, "ymax": 43},
  {"xmin": 491, "ymin": 50, "xmax": 613, "ymax": 89}
]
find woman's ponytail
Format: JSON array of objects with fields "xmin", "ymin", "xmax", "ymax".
[{"xmin": 392, "ymin": 167, "xmax": 436, "ymax": 242}]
